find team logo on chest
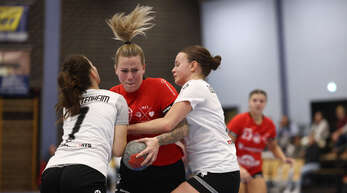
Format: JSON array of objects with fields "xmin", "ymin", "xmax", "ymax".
[{"xmin": 130, "ymin": 105, "xmax": 155, "ymax": 121}]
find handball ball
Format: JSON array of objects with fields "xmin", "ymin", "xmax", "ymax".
[{"xmin": 123, "ymin": 141, "xmax": 148, "ymax": 171}]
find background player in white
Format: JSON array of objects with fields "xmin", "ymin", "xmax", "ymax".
[
  {"xmin": 40, "ymin": 55, "xmax": 128, "ymax": 193},
  {"xmin": 130, "ymin": 45, "xmax": 240, "ymax": 193}
]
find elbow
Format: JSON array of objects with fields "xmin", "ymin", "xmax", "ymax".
[{"xmin": 162, "ymin": 120, "xmax": 175, "ymax": 133}]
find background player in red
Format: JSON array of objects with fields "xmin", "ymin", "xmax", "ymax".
[
  {"xmin": 227, "ymin": 89, "xmax": 294, "ymax": 193},
  {"xmin": 107, "ymin": 5, "xmax": 185, "ymax": 193}
]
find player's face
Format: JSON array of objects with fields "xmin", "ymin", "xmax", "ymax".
[
  {"xmin": 116, "ymin": 55, "xmax": 145, "ymax": 93},
  {"xmin": 172, "ymin": 52, "xmax": 192, "ymax": 86},
  {"xmin": 248, "ymin": 93, "xmax": 267, "ymax": 115}
]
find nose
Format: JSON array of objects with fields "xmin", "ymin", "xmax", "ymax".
[{"xmin": 126, "ymin": 72, "xmax": 135, "ymax": 80}]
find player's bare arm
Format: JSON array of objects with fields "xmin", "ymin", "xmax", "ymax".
[
  {"xmin": 135, "ymin": 119, "xmax": 189, "ymax": 166},
  {"xmin": 157, "ymin": 119, "xmax": 189, "ymax": 146}
]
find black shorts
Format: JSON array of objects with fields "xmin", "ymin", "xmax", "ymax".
[
  {"xmin": 40, "ymin": 164, "xmax": 106, "ymax": 193},
  {"xmin": 187, "ymin": 171, "xmax": 240, "ymax": 193},
  {"xmin": 116, "ymin": 159, "xmax": 185, "ymax": 193},
  {"xmin": 251, "ymin": 171, "xmax": 263, "ymax": 178}
]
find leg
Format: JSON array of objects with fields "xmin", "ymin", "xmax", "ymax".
[
  {"xmin": 245, "ymin": 177, "xmax": 267, "ymax": 193},
  {"xmin": 172, "ymin": 182, "xmax": 199, "ymax": 193},
  {"xmin": 238, "ymin": 182, "xmax": 247, "ymax": 193},
  {"xmin": 153, "ymin": 160, "xmax": 186, "ymax": 193}
]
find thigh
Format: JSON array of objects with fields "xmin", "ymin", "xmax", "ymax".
[
  {"xmin": 40, "ymin": 167, "xmax": 62, "ymax": 193},
  {"xmin": 152, "ymin": 160, "xmax": 186, "ymax": 193},
  {"xmin": 246, "ymin": 177, "xmax": 267, "ymax": 193},
  {"xmin": 172, "ymin": 182, "xmax": 200, "ymax": 193},
  {"xmin": 60, "ymin": 164, "xmax": 106, "ymax": 193},
  {"xmin": 238, "ymin": 182, "xmax": 246, "ymax": 193}
]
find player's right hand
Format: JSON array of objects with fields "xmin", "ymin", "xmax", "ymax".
[{"xmin": 134, "ymin": 137, "xmax": 160, "ymax": 167}]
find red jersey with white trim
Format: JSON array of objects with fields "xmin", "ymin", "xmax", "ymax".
[
  {"xmin": 227, "ymin": 112, "xmax": 276, "ymax": 175},
  {"xmin": 110, "ymin": 78, "xmax": 183, "ymax": 166}
]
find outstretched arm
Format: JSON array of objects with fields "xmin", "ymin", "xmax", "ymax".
[
  {"xmin": 128, "ymin": 101, "xmax": 192, "ymax": 134},
  {"xmin": 157, "ymin": 119, "xmax": 189, "ymax": 145}
]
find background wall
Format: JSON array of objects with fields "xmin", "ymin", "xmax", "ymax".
[
  {"xmin": 61, "ymin": 0, "xmax": 201, "ymax": 90},
  {"xmin": 283, "ymin": 0, "xmax": 347, "ymax": 125},
  {"xmin": 201, "ymin": 0, "xmax": 347, "ymax": 126},
  {"xmin": 201, "ymin": 0, "xmax": 282, "ymax": 123}
]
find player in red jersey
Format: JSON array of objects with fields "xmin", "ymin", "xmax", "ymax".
[
  {"xmin": 107, "ymin": 5, "xmax": 185, "ymax": 193},
  {"xmin": 227, "ymin": 89, "xmax": 294, "ymax": 193}
]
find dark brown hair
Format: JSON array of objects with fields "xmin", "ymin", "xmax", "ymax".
[
  {"xmin": 249, "ymin": 89, "xmax": 267, "ymax": 100},
  {"xmin": 56, "ymin": 55, "xmax": 92, "ymax": 122},
  {"xmin": 181, "ymin": 45, "xmax": 221, "ymax": 77}
]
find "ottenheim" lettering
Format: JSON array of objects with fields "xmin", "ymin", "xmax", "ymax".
[{"xmin": 80, "ymin": 95, "xmax": 110, "ymax": 104}]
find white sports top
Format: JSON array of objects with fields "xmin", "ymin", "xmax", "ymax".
[
  {"xmin": 45, "ymin": 89, "xmax": 128, "ymax": 176},
  {"xmin": 175, "ymin": 79, "xmax": 239, "ymax": 174}
]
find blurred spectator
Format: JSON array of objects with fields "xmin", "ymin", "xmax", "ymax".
[
  {"xmin": 301, "ymin": 111, "xmax": 329, "ymax": 149},
  {"xmin": 311, "ymin": 111, "xmax": 330, "ymax": 148},
  {"xmin": 332, "ymin": 105, "xmax": 347, "ymax": 154},
  {"xmin": 278, "ymin": 115, "xmax": 299, "ymax": 149},
  {"xmin": 285, "ymin": 135, "xmax": 305, "ymax": 158},
  {"xmin": 300, "ymin": 135, "xmax": 321, "ymax": 189}
]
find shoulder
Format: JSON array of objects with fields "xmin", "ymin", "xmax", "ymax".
[
  {"xmin": 109, "ymin": 85, "xmax": 121, "ymax": 93},
  {"xmin": 181, "ymin": 79, "xmax": 207, "ymax": 91},
  {"xmin": 233, "ymin": 112, "xmax": 250, "ymax": 122},
  {"xmin": 263, "ymin": 116, "xmax": 276, "ymax": 128},
  {"xmin": 145, "ymin": 77, "xmax": 177, "ymax": 95},
  {"xmin": 228, "ymin": 113, "xmax": 249, "ymax": 126},
  {"xmin": 99, "ymin": 89, "xmax": 123, "ymax": 98},
  {"xmin": 145, "ymin": 77, "xmax": 173, "ymax": 86}
]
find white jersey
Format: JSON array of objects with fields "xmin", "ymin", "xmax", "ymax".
[
  {"xmin": 175, "ymin": 79, "xmax": 239, "ymax": 174},
  {"xmin": 45, "ymin": 89, "xmax": 128, "ymax": 176}
]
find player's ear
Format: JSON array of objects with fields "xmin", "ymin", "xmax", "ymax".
[{"xmin": 190, "ymin": 60, "xmax": 199, "ymax": 72}]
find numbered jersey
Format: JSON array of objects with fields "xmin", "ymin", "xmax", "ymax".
[
  {"xmin": 227, "ymin": 112, "xmax": 276, "ymax": 175},
  {"xmin": 175, "ymin": 79, "xmax": 239, "ymax": 174},
  {"xmin": 45, "ymin": 89, "xmax": 128, "ymax": 177}
]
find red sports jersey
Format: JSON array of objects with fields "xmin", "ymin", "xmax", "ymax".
[
  {"xmin": 110, "ymin": 78, "xmax": 183, "ymax": 166},
  {"xmin": 227, "ymin": 112, "xmax": 276, "ymax": 175}
]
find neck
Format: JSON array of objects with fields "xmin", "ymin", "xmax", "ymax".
[
  {"xmin": 89, "ymin": 81, "xmax": 99, "ymax": 89},
  {"xmin": 250, "ymin": 112, "xmax": 262, "ymax": 123},
  {"xmin": 190, "ymin": 73, "xmax": 204, "ymax": 80}
]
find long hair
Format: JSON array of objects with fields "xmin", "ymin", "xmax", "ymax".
[
  {"xmin": 56, "ymin": 55, "xmax": 92, "ymax": 122},
  {"xmin": 106, "ymin": 5, "xmax": 155, "ymax": 67},
  {"xmin": 181, "ymin": 45, "xmax": 221, "ymax": 77}
]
